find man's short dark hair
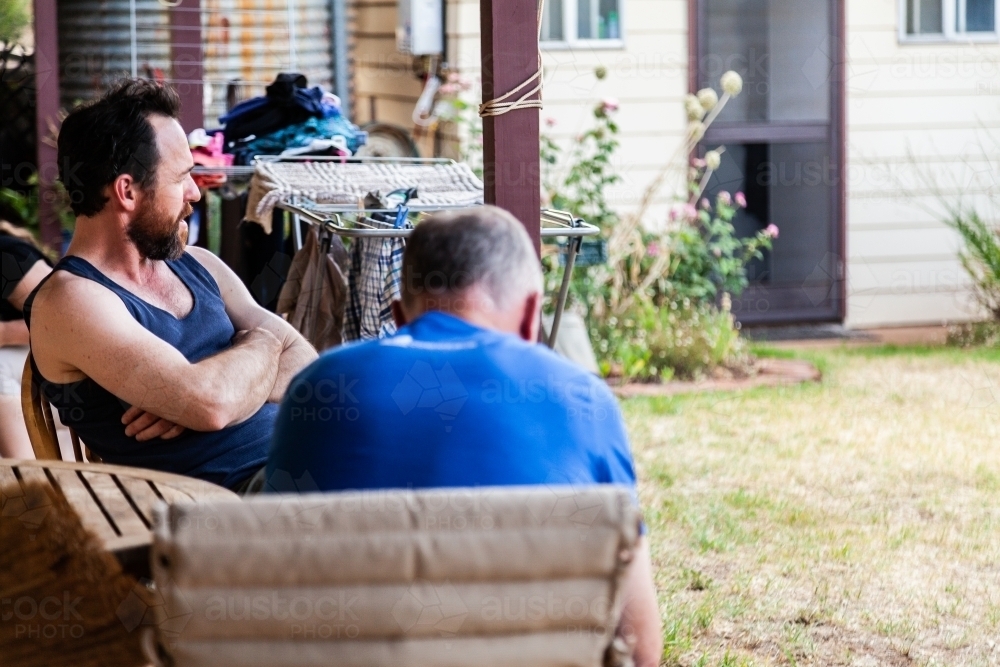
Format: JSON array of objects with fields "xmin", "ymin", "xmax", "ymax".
[
  {"xmin": 57, "ymin": 78, "xmax": 181, "ymax": 217},
  {"xmin": 402, "ymin": 206, "xmax": 543, "ymax": 310}
]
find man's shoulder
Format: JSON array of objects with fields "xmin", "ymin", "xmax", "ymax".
[
  {"xmin": 500, "ymin": 335, "xmax": 612, "ymax": 391},
  {"xmin": 31, "ymin": 267, "xmax": 113, "ymax": 315},
  {"xmin": 294, "ymin": 337, "xmax": 392, "ymax": 380}
]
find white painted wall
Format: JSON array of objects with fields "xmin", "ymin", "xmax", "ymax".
[
  {"xmin": 351, "ymin": 0, "xmax": 1000, "ymax": 328},
  {"xmin": 352, "ymin": 0, "xmax": 690, "ymax": 219},
  {"xmin": 844, "ymin": 0, "xmax": 1000, "ymax": 327}
]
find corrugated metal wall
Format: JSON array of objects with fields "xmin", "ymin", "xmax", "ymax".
[
  {"xmin": 202, "ymin": 0, "xmax": 334, "ymax": 125},
  {"xmin": 57, "ymin": 0, "xmax": 334, "ymax": 127},
  {"xmin": 57, "ymin": 0, "xmax": 172, "ymax": 109}
]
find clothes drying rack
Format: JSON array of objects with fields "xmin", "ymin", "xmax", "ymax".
[{"xmin": 248, "ymin": 156, "xmax": 600, "ymax": 347}]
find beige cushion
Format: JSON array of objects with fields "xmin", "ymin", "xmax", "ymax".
[{"xmin": 145, "ymin": 486, "xmax": 642, "ymax": 667}]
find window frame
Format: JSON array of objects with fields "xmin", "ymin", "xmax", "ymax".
[
  {"xmin": 899, "ymin": 0, "xmax": 1000, "ymax": 43},
  {"xmin": 540, "ymin": 0, "xmax": 627, "ymax": 50}
]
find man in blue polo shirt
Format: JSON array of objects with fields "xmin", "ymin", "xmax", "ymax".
[{"xmin": 267, "ymin": 206, "xmax": 661, "ymax": 667}]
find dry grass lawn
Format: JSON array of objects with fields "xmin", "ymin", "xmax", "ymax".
[{"xmin": 624, "ymin": 346, "xmax": 1000, "ymax": 667}]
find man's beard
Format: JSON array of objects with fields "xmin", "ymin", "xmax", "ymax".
[{"xmin": 126, "ymin": 197, "xmax": 192, "ymax": 261}]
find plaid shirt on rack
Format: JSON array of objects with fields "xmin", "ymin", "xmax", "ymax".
[{"xmin": 342, "ymin": 217, "xmax": 408, "ymax": 341}]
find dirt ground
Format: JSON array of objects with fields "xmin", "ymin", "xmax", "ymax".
[{"xmin": 623, "ymin": 346, "xmax": 1000, "ymax": 667}]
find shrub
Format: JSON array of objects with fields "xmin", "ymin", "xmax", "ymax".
[
  {"xmin": 593, "ymin": 298, "xmax": 745, "ymax": 381},
  {"xmin": 946, "ymin": 209, "xmax": 1000, "ymax": 320}
]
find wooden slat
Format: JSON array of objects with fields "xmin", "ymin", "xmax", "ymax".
[
  {"xmin": 80, "ymin": 470, "xmax": 149, "ymax": 537},
  {"xmin": 46, "ymin": 468, "xmax": 120, "ymax": 545},
  {"xmin": 117, "ymin": 476, "xmax": 162, "ymax": 527},
  {"xmin": 13, "ymin": 465, "xmax": 58, "ymax": 520},
  {"xmin": 15, "ymin": 463, "xmax": 53, "ymax": 489},
  {"xmin": 0, "ymin": 464, "xmax": 19, "ymax": 490},
  {"xmin": 152, "ymin": 482, "xmax": 194, "ymax": 505}
]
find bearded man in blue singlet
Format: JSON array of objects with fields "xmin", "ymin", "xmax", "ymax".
[{"xmin": 25, "ymin": 78, "xmax": 316, "ymax": 491}]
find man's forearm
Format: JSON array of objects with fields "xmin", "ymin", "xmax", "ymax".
[
  {"xmin": 268, "ymin": 337, "xmax": 318, "ymax": 402},
  {"xmin": 189, "ymin": 330, "xmax": 282, "ymax": 429},
  {"xmin": 0, "ymin": 320, "xmax": 30, "ymax": 347},
  {"xmin": 619, "ymin": 539, "xmax": 662, "ymax": 667}
]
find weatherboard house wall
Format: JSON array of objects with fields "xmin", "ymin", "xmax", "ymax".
[{"xmin": 351, "ymin": 0, "xmax": 998, "ymax": 328}]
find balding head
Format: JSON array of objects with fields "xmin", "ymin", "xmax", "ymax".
[{"xmin": 394, "ymin": 206, "xmax": 543, "ymax": 340}]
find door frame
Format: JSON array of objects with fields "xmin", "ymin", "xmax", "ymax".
[{"xmin": 687, "ymin": 0, "xmax": 847, "ymax": 324}]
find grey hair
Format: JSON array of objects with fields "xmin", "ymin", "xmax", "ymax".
[{"xmin": 401, "ymin": 205, "xmax": 544, "ymax": 310}]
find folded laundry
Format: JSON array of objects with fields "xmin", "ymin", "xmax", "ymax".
[
  {"xmin": 222, "ymin": 73, "xmax": 328, "ymax": 147},
  {"xmin": 231, "ymin": 115, "xmax": 366, "ymax": 166}
]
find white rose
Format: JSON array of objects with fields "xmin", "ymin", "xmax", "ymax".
[
  {"xmin": 705, "ymin": 150, "xmax": 722, "ymax": 170},
  {"xmin": 696, "ymin": 88, "xmax": 719, "ymax": 111},
  {"xmin": 684, "ymin": 94, "xmax": 705, "ymax": 121},
  {"xmin": 721, "ymin": 71, "xmax": 743, "ymax": 96}
]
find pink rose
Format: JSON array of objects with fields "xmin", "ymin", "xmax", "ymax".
[
  {"xmin": 601, "ymin": 98, "xmax": 620, "ymax": 113},
  {"xmin": 700, "ymin": 198, "xmax": 711, "ymax": 210},
  {"xmin": 735, "ymin": 192, "xmax": 747, "ymax": 207},
  {"xmin": 765, "ymin": 224, "xmax": 779, "ymax": 239},
  {"xmin": 683, "ymin": 204, "xmax": 698, "ymax": 220},
  {"xmin": 718, "ymin": 191, "xmax": 732, "ymax": 206},
  {"xmin": 647, "ymin": 242, "xmax": 660, "ymax": 257},
  {"xmin": 692, "ymin": 157, "xmax": 707, "ymax": 169},
  {"xmin": 545, "ymin": 117, "xmax": 558, "ymax": 128}
]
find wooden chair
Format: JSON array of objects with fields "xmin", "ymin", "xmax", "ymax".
[
  {"xmin": 20, "ymin": 352, "xmax": 91, "ymax": 462},
  {"xmin": 143, "ymin": 486, "xmax": 642, "ymax": 667}
]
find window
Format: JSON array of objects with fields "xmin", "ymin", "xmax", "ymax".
[
  {"xmin": 903, "ymin": 0, "xmax": 998, "ymax": 39},
  {"xmin": 541, "ymin": 0, "xmax": 623, "ymax": 45}
]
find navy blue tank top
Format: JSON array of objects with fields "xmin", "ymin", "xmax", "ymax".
[{"xmin": 24, "ymin": 253, "xmax": 276, "ymax": 490}]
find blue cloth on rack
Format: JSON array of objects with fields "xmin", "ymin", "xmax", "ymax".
[
  {"xmin": 232, "ymin": 116, "xmax": 368, "ymax": 165},
  {"xmin": 222, "ymin": 73, "xmax": 332, "ymax": 147},
  {"xmin": 219, "ymin": 96, "xmax": 270, "ymax": 126}
]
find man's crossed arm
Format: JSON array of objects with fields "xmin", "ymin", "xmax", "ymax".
[{"xmin": 30, "ymin": 249, "xmax": 317, "ymax": 441}]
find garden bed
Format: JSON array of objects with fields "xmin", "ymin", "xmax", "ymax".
[{"xmin": 610, "ymin": 358, "xmax": 821, "ymax": 397}]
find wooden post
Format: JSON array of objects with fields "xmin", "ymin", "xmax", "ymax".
[
  {"xmin": 170, "ymin": 0, "xmax": 204, "ymax": 133},
  {"xmin": 480, "ymin": 0, "xmax": 541, "ymax": 251},
  {"xmin": 32, "ymin": 0, "xmax": 63, "ymax": 249}
]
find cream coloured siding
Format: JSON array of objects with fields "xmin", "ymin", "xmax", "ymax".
[
  {"xmin": 351, "ymin": 0, "xmax": 690, "ymax": 217},
  {"xmin": 351, "ymin": 0, "xmax": 450, "ymax": 156},
  {"xmin": 538, "ymin": 0, "xmax": 689, "ymax": 225},
  {"xmin": 844, "ymin": 0, "xmax": 999, "ymax": 327},
  {"xmin": 349, "ymin": 0, "xmax": 999, "ymax": 328}
]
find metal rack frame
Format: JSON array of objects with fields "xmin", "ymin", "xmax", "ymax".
[{"xmin": 272, "ymin": 198, "xmax": 598, "ymax": 348}]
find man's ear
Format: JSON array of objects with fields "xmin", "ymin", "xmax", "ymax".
[
  {"xmin": 391, "ymin": 300, "xmax": 409, "ymax": 328},
  {"xmin": 110, "ymin": 174, "xmax": 140, "ymax": 213},
  {"xmin": 518, "ymin": 291, "xmax": 541, "ymax": 343}
]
